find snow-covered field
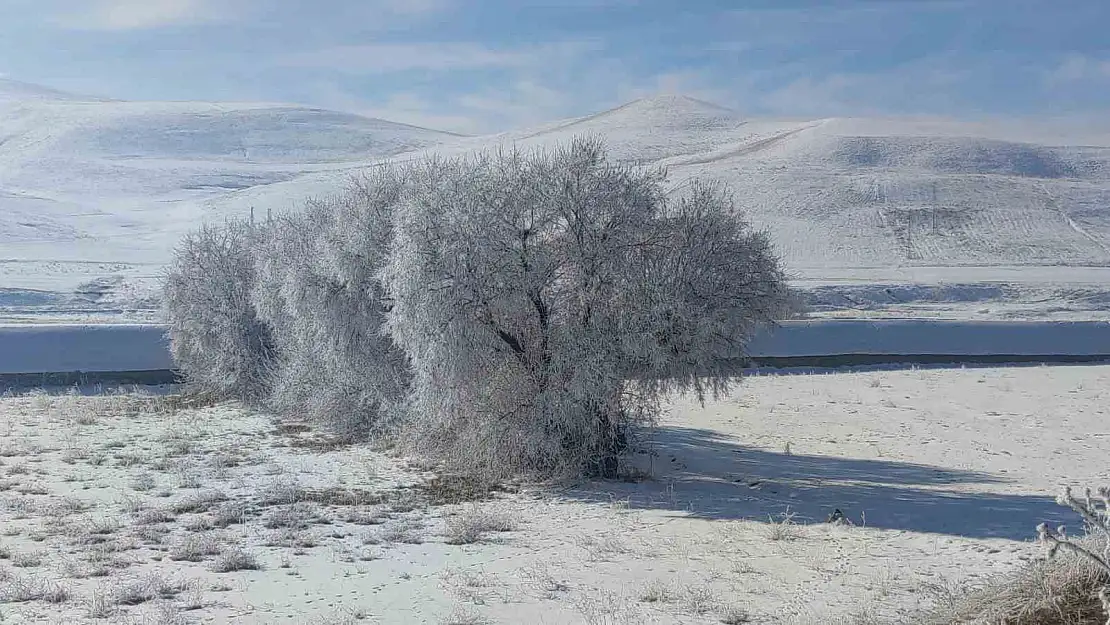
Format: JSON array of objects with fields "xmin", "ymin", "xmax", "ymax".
[
  {"xmin": 0, "ymin": 365, "xmax": 1105, "ymax": 624},
  {"xmin": 2, "ymin": 79, "xmax": 1109, "ymax": 324}
]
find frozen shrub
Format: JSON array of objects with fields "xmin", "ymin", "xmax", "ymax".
[
  {"xmin": 164, "ymin": 138, "xmax": 791, "ymax": 479},
  {"xmin": 250, "ymin": 170, "xmax": 410, "ymax": 440},
  {"xmin": 380, "ymin": 138, "xmax": 791, "ymax": 479},
  {"xmin": 912, "ymin": 486, "xmax": 1110, "ymax": 625},
  {"xmin": 163, "ymin": 219, "xmax": 274, "ymax": 403}
]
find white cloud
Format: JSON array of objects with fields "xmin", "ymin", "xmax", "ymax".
[
  {"xmin": 757, "ymin": 55, "xmax": 980, "ymax": 117},
  {"xmin": 314, "ymin": 65, "xmax": 742, "ymax": 136},
  {"xmin": 370, "ymin": 0, "xmax": 452, "ymax": 17},
  {"xmin": 283, "ymin": 40, "xmax": 598, "ymax": 74},
  {"xmin": 55, "ymin": 0, "xmax": 235, "ymax": 30},
  {"xmin": 52, "ymin": 0, "xmax": 455, "ymax": 32},
  {"xmin": 1047, "ymin": 55, "xmax": 1110, "ymax": 84},
  {"xmin": 317, "ymin": 82, "xmax": 573, "ymax": 135},
  {"xmin": 335, "ymin": 91, "xmax": 487, "ymax": 135},
  {"xmin": 285, "ymin": 43, "xmax": 532, "ymax": 74}
]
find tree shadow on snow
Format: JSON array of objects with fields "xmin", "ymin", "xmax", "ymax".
[{"xmin": 561, "ymin": 426, "xmax": 1076, "ymax": 540}]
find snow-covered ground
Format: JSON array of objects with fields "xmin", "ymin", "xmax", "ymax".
[
  {"xmin": 0, "ymin": 365, "xmax": 1105, "ymax": 623},
  {"xmin": 2, "ymin": 80, "xmax": 1109, "ymax": 325}
]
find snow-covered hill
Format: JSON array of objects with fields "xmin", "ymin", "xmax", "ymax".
[
  {"xmin": 207, "ymin": 95, "xmax": 1110, "ymax": 271},
  {"xmin": 2, "ymin": 83, "xmax": 1109, "ymax": 322},
  {"xmin": 0, "ymin": 79, "xmax": 454, "ymax": 244},
  {"xmin": 488, "ymin": 98, "xmax": 1110, "ymax": 271},
  {"xmin": 0, "ymin": 79, "xmax": 460, "ymax": 312}
]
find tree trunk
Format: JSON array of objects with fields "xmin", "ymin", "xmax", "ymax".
[{"xmin": 591, "ymin": 405, "xmax": 627, "ymax": 479}]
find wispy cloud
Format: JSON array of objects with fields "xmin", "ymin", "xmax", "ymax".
[
  {"xmin": 370, "ymin": 0, "xmax": 452, "ymax": 17},
  {"xmin": 50, "ymin": 0, "xmax": 453, "ymax": 32},
  {"xmin": 317, "ymin": 65, "xmax": 736, "ymax": 135},
  {"xmin": 304, "ymin": 85, "xmax": 485, "ymax": 134},
  {"xmin": 54, "ymin": 0, "xmax": 235, "ymax": 31},
  {"xmin": 1047, "ymin": 54, "xmax": 1110, "ymax": 84},
  {"xmin": 753, "ymin": 49, "xmax": 1022, "ymax": 118},
  {"xmin": 318, "ymin": 80, "xmax": 578, "ymax": 135},
  {"xmin": 2, "ymin": 0, "xmax": 1104, "ymax": 133},
  {"xmin": 282, "ymin": 40, "xmax": 600, "ymax": 74}
]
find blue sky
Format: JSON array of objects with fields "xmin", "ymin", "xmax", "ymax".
[{"xmin": 0, "ymin": 0, "xmax": 1106, "ymax": 134}]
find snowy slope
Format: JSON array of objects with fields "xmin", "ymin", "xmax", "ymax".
[
  {"xmin": 208, "ymin": 95, "xmax": 1110, "ymax": 272},
  {"xmin": 489, "ymin": 100, "xmax": 1110, "ymax": 271},
  {"xmin": 0, "ymin": 78, "xmax": 108, "ymax": 102},
  {"xmin": 0, "ymin": 79, "xmax": 460, "ymax": 308},
  {"xmin": 0, "ymin": 80, "xmax": 455, "ymax": 241},
  {"xmin": 2, "ymin": 83, "xmax": 1109, "ymax": 322}
]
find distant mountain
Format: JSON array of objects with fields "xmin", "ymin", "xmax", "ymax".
[
  {"xmin": 503, "ymin": 95, "xmax": 759, "ymax": 163},
  {"xmin": 1, "ymin": 83, "xmax": 1108, "ymax": 298},
  {"xmin": 0, "ymin": 78, "xmax": 107, "ymax": 102}
]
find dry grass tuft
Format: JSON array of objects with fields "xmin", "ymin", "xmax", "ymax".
[
  {"xmin": 369, "ymin": 519, "xmax": 425, "ymax": 545},
  {"xmin": 260, "ymin": 483, "xmax": 387, "ymax": 508},
  {"xmin": 211, "ymin": 501, "xmax": 251, "ymax": 527},
  {"xmin": 914, "ymin": 485, "xmax": 1110, "ymax": 625},
  {"xmin": 0, "ymin": 573, "xmax": 71, "ymax": 603},
  {"xmin": 169, "ymin": 533, "xmax": 223, "ymax": 562},
  {"xmin": 110, "ymin": 572, "xmax": 191, "ymax": 606},
  {"xmin": 9, "ymin": 550, "xmax": 44, "ymax": 568},
  {"xmin": 414, "ymin": 475, "xmax": 513, "ymax": 505},
  {"xmin": 135, "ymin": 507, "xmax": 176, "ymax": 525},
  {"xmin": 210, "ymin": 547, "xmax": 261, "ymax": 573},
  {"xmin": 169, "ymin": 490, "xmax": 228, "ymax": 515},
  {"xmin": 719, "ymin": 603, "xmax": 753, "ymax": 624},
  {"xmin": 444, "ymin": 505, "xmax": 518, "ymax": 545},
  {"xmin": 441, "ymin": 605, "xmax": 492, "ymax": 625},
  {"xmin": 912, "ymin": 535, "xmax": 1108, "ymax": 625},
  {"xmin": 766, "ymin": 510, "xmax": 803, "ymax": 542},
  {"xmin": 638, "ymin": 579, "xmax": 678, "ymax": 604},
  {"xmin": 263, "ymin": 502, "xmax": 322, "ymax": 530},
  {"xmin": 682, "ymin": 584, "xmax": 721, "ymax": 615}
]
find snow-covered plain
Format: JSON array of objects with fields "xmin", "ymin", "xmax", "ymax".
[
  {"xmin": 0, "ymin": 365, "xmax": 1105, "ymax": 623},
  {"xmin": 2, "ymin": 80, "xmax": 1109, "ymax": 324}
]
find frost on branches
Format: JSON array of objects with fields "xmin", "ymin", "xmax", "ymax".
[{"xmin": 163, "ymin": 138, "xmax": 793, "ymax": 479}]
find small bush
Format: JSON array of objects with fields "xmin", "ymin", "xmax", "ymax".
[
  {"xmin": 110, "ymin": 573, "xmax": 188, "ymax": 606},
  {"xmin": 639, "ymin": 579, "xmax": 678, "ymax": 604},
  {"xmin": 251, "ymin": 172, "xmax": 411, "ymax": 440},
  {"xmin": 766, "ymin": 510, "xmax": 802, "ymax": 541},
  {"xmin": 0, "ymin": 574, "xmax": 71, "ymax": 603},
  {"xmin": 210, "ymin": 548, "xmax": 261, "ymax": 573},
  {"xmin": 913, "ymin": 486, "xmax": 1110, "ymax": 625},
  {"xmin": 131, "ymin": 471, "xmax": 157, "ymax": 492},
  {"xmin": 444, "ymin": 506, "xmax": 518, "ymax": 545},
  {"xmin": 9, "ymin": 551, "xmax": 43, "ymax": 568},
  {"xmin": 169, "ymin": 490, "xmax": 227, "ymax": 515},
  {"xmin": 211, "ymin": 501, "xmax": 251, "ymax": 528},
  {"xmin": 163, "ymin": 219, "xmax": 275, "ymax": 403},
  {"xmin": 169, "ymin": 534, "xmax": 222, "ymax": 562}
]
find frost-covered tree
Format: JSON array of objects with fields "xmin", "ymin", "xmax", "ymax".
[
  {"xmin": 163, "ymin": 138, "xmax": 791, "ymax": 478},
  {"xmin": 162, "ymin": 219, "xmax": 274, "ymax": 402},
  {"xmin": 380, "ymin": 139, "xmax": 791, "ymax": 479},
  {"xmin": 250, "ymin": 171, "xmax": 410, "ymax": 440}
]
